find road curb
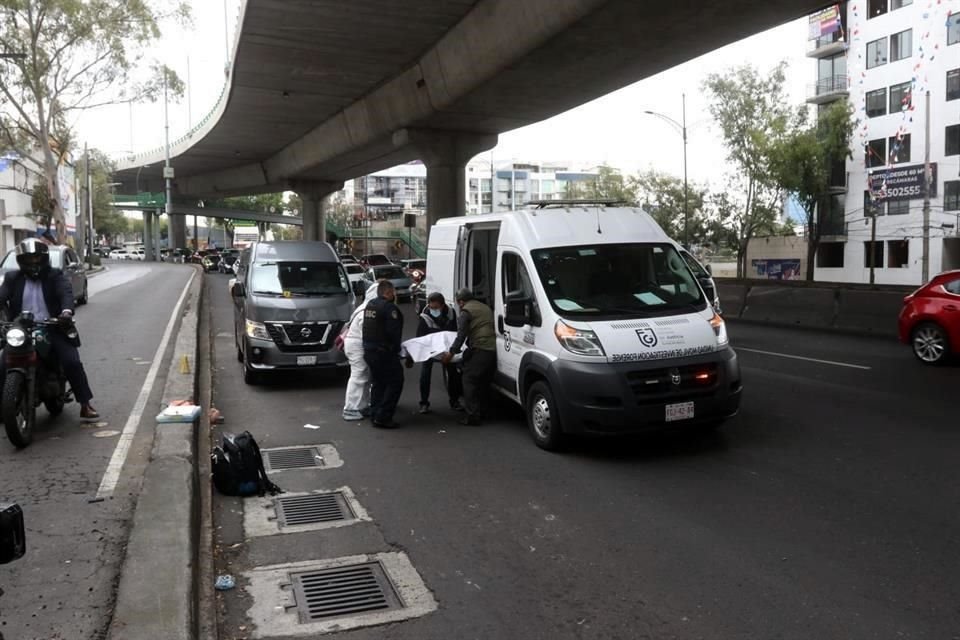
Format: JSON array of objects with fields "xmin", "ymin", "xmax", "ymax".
[{"xmin": 107, "ymin": 265, "xmax": 203, "ymax": 640}]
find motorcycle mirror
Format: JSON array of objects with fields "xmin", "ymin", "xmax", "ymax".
[{"xmin": 0, "ymin": 503, "xmax": 26, "ymax": 564}]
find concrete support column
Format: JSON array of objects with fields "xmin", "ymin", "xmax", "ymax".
[
  {"xmin": 394, "ymin": 129, "xmax": 498, "ymax": 233},
  {"xmin": 294, "ymin": 181, "xmax": 343, "ymax": 242},
  {"xmin": 143, "ymin": 211, "xmax": 154, "ymax": 262},
  {"xmin": 170, "ymin": 215, "xmax": 187, "ymax": 251},
  {"xmin": 154, "ymin": 210, "xmax": 162, "ymax": 261}
]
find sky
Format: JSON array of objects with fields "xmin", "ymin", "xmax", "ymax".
[{"xmin": 74, "ymin": 2, "xmax": 812, "ymax": 192}]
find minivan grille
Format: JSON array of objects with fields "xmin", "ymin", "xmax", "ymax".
[
  {"xmin": 625, "ymin": 362, "xmax": 719, "ymax": 404},
  {"xmin": 266, "ymin": 322, "xmax": 338, "ymax": 352}
]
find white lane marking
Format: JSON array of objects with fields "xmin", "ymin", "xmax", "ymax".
[
  {"xmin": 95, "ymin": 271, "xmax": 196, "ymax": 499},
  {"xmin": 736, "ymin": 347, "xmax": 871, "ymax": 370}
]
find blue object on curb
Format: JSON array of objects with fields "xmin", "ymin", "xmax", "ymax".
[{"xmin": 215, "ymin": 574, "xmax": 236, "ymax": 591}]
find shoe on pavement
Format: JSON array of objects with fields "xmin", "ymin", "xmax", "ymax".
[
  {"xmin": 372, "ymin": 420, "xmax": 400, "ymax": 429},
  {"xmin": 458, "ymin": 416, "xmax": 481, "ymax": 427},
  {"xmin": 342, "ymin": 410, "xmax": 363, "ymax": 421},
  {"xmin": 418, "ymin": 403, "xmax": 430, "ymax": 414},
  {"xmin": 450, "ymin": 401, "xmax": 465, "ymax": 412},
  {"xmin": 80, "ymin": 404, "xmax": 100, "ymax": 422}
]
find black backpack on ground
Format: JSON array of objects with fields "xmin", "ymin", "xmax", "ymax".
[{"xmin": 211, "ymin": 431, "xmax": 282, "ymax": 497}]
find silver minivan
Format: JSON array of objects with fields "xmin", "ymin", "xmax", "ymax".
[{"xmin": 231, "ymin": 241, "xmax": 352, "ymax": 384}]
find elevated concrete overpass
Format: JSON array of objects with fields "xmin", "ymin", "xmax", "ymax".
[{"xmin": 116, "ymin": 0, "xmax": 823, "ymax": 247}]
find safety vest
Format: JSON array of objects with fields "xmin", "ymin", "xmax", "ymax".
[
  {"xmin": 462, "ymin": 300, "xmax": 496, "ymax": 351},
  {"xmin": 362, "ymin": 297, "xmax": 389, "ymax": 346}
]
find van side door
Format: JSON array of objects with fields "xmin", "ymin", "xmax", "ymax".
[{"xmin": 496, "ymin": 249, "xmax": 539, "ymax": 397}]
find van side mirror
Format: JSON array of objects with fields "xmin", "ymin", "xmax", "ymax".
[
  {"xmin": 705, "ymin": 264, "xmax": 713, "ymax": 276},
  {"xmin": 505, "ymin": 291, "xmax": 539, "ymax": 327},
  {"xmin": 231, "ymin": 282, "xmax": 245, "ymax": 298},
  {"xmin": 698, "ymin": 277, "xmax": 716, "ymax": 303},
  {"xmin": 0, "ymin": 503, "xmax": 26, "ymax": 564}
]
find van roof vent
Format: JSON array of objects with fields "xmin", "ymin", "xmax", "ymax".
[{"xmin": 527, "ymin": 199, "xmax": 630, "ymax": 209}]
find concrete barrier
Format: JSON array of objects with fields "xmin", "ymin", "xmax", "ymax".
[
  {"xmin": 717, "ymin": 278, "xmax": 911, "ymax": 339},
  {"xmin": 108, "ymin": 267, "xmax": 202, "ymax": 640}
]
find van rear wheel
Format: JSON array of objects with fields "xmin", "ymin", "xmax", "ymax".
[{"xmin": 526, "ymin": 381, "xmax": 566, "ymax": 451}]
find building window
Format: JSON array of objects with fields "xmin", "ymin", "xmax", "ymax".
[
  {"xmin": 887, "ymin": 199, "xmax": 910, "ymax": 215},
  {"xmin": 469, "ymin": 178, "xmax": 478, "ymax": 191},
  {"xmin": 817, "ymin": 242, "xmax": 846, "ymax": 268},
  {"xmin": 867, "ymin": 37, "xmax": 888, "ymax": 68},
  {"xmin": 948, "ymin": 69, "xmax": 960, "ymax": 101},
  {"xmin": 481, "ymin": 179, "xmax": 491, "ymax": 192},
  {"xmin": 866, "ymin": 88, "xmax": 887, "ymax": 117},
  {"xmin": 891, "ymin": 0, "xmax": 912, "ymax": 8},
  {"xmin": 949, "ymin": 13, "xmax": 960, "ymax": 45},
  {"xmin": 947, "ymin": 125, "xmax": 960, "ymax": 156},
  {"xmin": 868, "ymin": 0, "xmax": 887, "ymax": 17},
  {"xmin": 818, "ymin": 54, "xmax": 847, "ymax": 84},
  {"xmin": 864, "ymin": 241, "xmax": 885, "ymax": 268},
  {"xmin": 888, "ymin": 134, "xmax": 910, "ymax": 163},
  {"xmin": 945, "ymin": 181, "xmax": 960, "ymax": 211},
  {"xmin": 889, "ymin": 81, "xmax": 912, "ymax": 113},
  {"xmin": 890, "ymin": 29, "xmax": 912, "ymax": 62},
  {"xmin": 866, "ymin": 138, "xmax": 886, "ymax": 167},
  {"xmin": 887, "ymin": 240, "xmax": 909, "ymax": 267}
]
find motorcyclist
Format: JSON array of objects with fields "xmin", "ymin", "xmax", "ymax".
[{"xmin": 0, "ymin": 239, "xmax": 99, "ymax": 421}]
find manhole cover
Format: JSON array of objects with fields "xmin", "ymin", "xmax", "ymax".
[
  {"xmin": 290, "ymin": 562, "xmax": 402, "ymax": 623},
  {"xmin": 263, "ymin": 447, "xmax": 323, "ymax": 471},
  {"xmin": 276, "ymin": 492, "xmax": 352, "ymax": 527}
]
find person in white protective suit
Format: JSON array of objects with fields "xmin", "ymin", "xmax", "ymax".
[{"xmin": 342, "ymin": 283, "xmax": 379, "ymax": 421}]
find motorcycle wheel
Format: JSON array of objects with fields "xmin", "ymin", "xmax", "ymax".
[
  {"xmin": 44, "ymin": 384, "xmax": 65, "ymax": 417},
  {"xmin": 3, "ymin": 373, "xmax": 34, "ymax": 449}
]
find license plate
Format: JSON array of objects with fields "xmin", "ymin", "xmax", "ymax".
[
  {"xmin": 296, "ymin": 355, "xmax": 317, "ymax": 366},
  {"xmin": 665, "ymin": 401, "xmax": 695, "ymax": 422}
]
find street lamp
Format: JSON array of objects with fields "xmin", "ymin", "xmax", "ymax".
[{"xmin": 643, "ymin": 93, "xmax": 689, "ymax": 247}]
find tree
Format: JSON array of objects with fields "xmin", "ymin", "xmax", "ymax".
[
  {"xmin": 203, "ymin": 193, "xmax": 287, "ymax": 245},
  {"xmin": 703, "ymin": 62, "xmax": 795, "ymax": 277},
  {"xmin": 29, "ymin": 179, "xmax": 55, "ymax": 229},
  {"xmin": 564, "ymin": 164, "xmax": 636, "ymax": 203},
  {"xmin": 0, "ymin": 0, "xmax": 188, "ymax": 240},
  {"xmin": 630, "ymin": 170, "xmax": 708, "ymax": 244},
  {"xmin": 706, "ymin": 182, "xmax": 781, "ymax": 276},
  {"xmin": 770, "ymin": 100, "xmax": 855, "ymax": 280},
  {"xmin": 77, "ymin": 148, "xmax": 127, "ymax": 245}
]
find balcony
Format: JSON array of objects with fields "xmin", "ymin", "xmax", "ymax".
[
  {"xmin": 807, "ymin": 75, "xmax": 848, "ymax": 105},
  {"xmin": 807, "ymin": 31, "xmax": 847, "ymax": 59}
]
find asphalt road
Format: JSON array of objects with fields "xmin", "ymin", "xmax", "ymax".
[
  {"xmin": 0, "ymin": 262, "xmax": 194, "ymax": 640},
  {"xmin": 207, "ymin": 271, "xmax": 958, "ymax": 640}
]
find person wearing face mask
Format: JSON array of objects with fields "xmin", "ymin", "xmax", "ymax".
[{"xmin": 414, "ymin": 292, "xmax": 462, "ymax": 414}]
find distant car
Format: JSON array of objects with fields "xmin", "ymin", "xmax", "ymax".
[
  {"xmin": 109, "ymin": 249, "xmax": 129, "ymax": 260},
  {"xmin": 127, "ymin": 249, "xmax": 145, "ymax": 261},
  {"xmin": 218, "ymin": 254, "xmax": 238, "ymax": 274},
  {"xmin": 343, "ymin": 263, "xmax": 368, "ymax": 295},
  {"xmin": 898, "ymin": 270, "xmax": 960, "ymax": 365},
  {"xmin": 0, "ymin": 245, "xmax": 88, "ymax": 305},
  {"xmin": 680, "ymin": 249, "xmax": 721, "ymax": 315},
  {"xmin": 361, "ymin": 253, "xmax": 392, "ymax": 268},
  {"xmin": 366, "ymin": 264, "xmax": 413, "ymax": 301},
  {"xmin": 202, "ymin": 253, "xmax": 222, "ymax": 273},
  {"xmin": 399, "ymin": 258, "xmax": 426, "ymax": 280}
]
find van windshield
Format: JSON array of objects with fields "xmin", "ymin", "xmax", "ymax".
[
  {"xmin": 530, "ymin": 243, "xmax": 706, "ymax": 317},
  {"xmin": 251, "ymin": 261, "xmax": 350, "ymax": 296}
]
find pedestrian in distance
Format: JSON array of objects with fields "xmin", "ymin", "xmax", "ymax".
[
  {"xmin": 415, "ymin": 292, "xmax": 462, "ymax": 414},
  {"xmin": 442, "ymin": 288, "xmax": 496, "ymax": 426},
  {"xmin": 362, "ymin": 280, "xmax": 406, "ymax": 429},
  {"xmin": 341, "ymin": 283, "xmax": 379, "ymax": 421}
]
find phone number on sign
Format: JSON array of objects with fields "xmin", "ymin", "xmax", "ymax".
[
  {"xmin": 611, "ymin": 345, "xmax": 714, "ymax": 362},
  {"xmin": 873, "ymin": 185, "xmax": 921, "ymax": 198}
]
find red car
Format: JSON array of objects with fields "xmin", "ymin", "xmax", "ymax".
[{"xmin": 898, "ymin": 270, "xmax": 960, "ymax": 365}]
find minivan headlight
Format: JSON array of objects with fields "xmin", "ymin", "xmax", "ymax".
[
  {"xmin": 245, "ymin": 319, "xmax": 271, "ymax": 341},
  {"xmin": 554, "ymin": 320, "xmax": 605, "ymax": 357},
  {"xmin": 710, "ymin": 312, "xmax": 728, "ymax": 346},
  {"xmin": 5, "ymin": 327, "xmax": 26, "ymax": 348}
]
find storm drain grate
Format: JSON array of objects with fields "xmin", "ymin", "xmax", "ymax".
[
  {"xmin": 290, "ymin": 562, "xmax": 402, "ymax": 623},
  {"xmin": 263, "ymin": 447, "xmax": 324, "ymax": 471},
  {"xmin": 275, "ymin": 492, "xmax": 353, "ymax": 527}
]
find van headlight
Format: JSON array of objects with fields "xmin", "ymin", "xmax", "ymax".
[
  {"xmin": 554, "ymin": 320, "xmax": 605, "ymax": 357},
  {"xmin": 245, "ymin": 319, "xmax": 271, "ymax": 341},
  {"xmin": 5, "ymin": 328, "xmax": 26, "ymax": 348},
  {"xmin": 709, "ymin": 312, "xmax": 728, "ymax": 346}
]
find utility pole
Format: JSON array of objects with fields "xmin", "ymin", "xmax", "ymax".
[
  {"xmin": 82, "ymin": 143, "xmax": 91, "ymax": 260},
  {"xmin": 164, "ymin": 68, "xmax": 174, "ymax": 261},
  {"xmin": 869, "ymin": 205, "xmax": 877, "ymax": 285},
  {"xmin": 921, "ymin": 90, "xmax": 931, "ymax": 283},
  {"xmin": 682, "ymin": 92, "xmax": 689, "ymax": 249}
]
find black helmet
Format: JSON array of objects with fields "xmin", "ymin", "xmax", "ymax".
[{"xmin": 16, "ymin": 238, "xmax": 50, "ymax": 279}]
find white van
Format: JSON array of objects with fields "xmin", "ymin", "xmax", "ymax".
[{"xmin": 423, "ymin": 201, "xmax": 742, "ymax": 450}]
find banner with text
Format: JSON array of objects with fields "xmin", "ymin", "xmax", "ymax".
[
  {"xmin": 808, "ymin": 5, "xmax": 841, "ymax": 40},
  {"xmin": 867, "ymin": 163, "xmax": 937, "ymax": 201}
]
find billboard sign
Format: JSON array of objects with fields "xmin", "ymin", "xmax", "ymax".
[
  {"xmin": 808, "ymin": 5, "xmax": 841, "ymax": 40},
  {"xmin": 867, "ymin": 163, "xmax": 937, "ymax": 201}
]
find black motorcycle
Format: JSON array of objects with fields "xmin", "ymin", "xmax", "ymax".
[{"xmin": 0, "ymin": 312, "xmax": 74, "ymax": 448}]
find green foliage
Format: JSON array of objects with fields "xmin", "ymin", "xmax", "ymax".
[
  {"xmin": 0, "ymin": 0, "xmax": 189, "ymax": 233},
  {"xmin": 631, "ymin": 170, "xmax": 707, "ymax": 243},
  {"xmin": 564, "ymin": 165, "xmax": 636, "ymax": 204},
  {"xmin": 29, "ymin": 180, "xmax": 55, "ymax": 227},
  {"xmin": 703, "ymin": 62, "xmax": 795, "ymax": 277}
]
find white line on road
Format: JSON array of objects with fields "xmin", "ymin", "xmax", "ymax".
[
  {"xmin": 736, "ymin": 347, "xmax": 872, "ymax": 370},
  {"xmin": 95, "ymin": 271, "xmax": 196, "ymax": 500}
]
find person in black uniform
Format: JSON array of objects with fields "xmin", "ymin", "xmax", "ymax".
[{"xmin": 362, "ymin": 280, "xmax": 405, "ymax": 428}]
